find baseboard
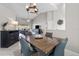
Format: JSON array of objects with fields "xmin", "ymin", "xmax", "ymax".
[{"xmin": 65, "ymin": 49, "xmax": 79, "ymax": 56}]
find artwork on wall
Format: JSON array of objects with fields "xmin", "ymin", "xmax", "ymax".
[
  {"xmin": 57, "ymin": 19, "xmax": 63, "ymax": 25},
  {"xmin": 56, "ymin": 18, "xmax": 65, "ymax": 30}
]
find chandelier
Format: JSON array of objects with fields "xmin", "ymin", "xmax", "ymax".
[{"xmin": 26, "ymin": 3, "xmax": 38, "ymax": 13}]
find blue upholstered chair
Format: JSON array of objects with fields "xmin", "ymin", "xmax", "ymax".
[
  {"xmin": 19, "ymin": 36, "xmax": 34, "ymax": 56},
  {"xmin": 49, "ymin": 38, "xmax": 68, "ymax": 56}
]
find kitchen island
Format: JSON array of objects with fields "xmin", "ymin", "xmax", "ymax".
[{"xmin": 0, "ymin": 30, "xmax": 19, "ymax": 48}]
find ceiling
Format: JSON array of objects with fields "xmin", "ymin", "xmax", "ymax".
[{"xmin": 0, "ymin": 3, "xmax": 62, "ymax": 19}]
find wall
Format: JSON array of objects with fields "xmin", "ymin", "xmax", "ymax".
[
  {"xmin": 47, "ymin": 11, "xmax": 54, "ymax": 30},
  {"xmin": 0, "ymin": 5, "xmax": 17, "ymax": 30},
  {"xmin": 47, "ymin": 3, "xmax": 79, "ymax": 54},
  {"xmin": 32, "ymin": 4, "xmax": 65, "ymax": 31},
  {"xmin": 47, "ymin": 4, "xmax": 66, "ymax": 38},
  {"xmin": 32, "ymin": 4, "xmax": 66, "ymax": 38},
  {"xmin": 65, "ymin": 3, "xmax": 79, "ymax": 53},
  {"xmin": 32, "ymin": 13, "xmax": 47, "ymax": 31},
  {"xmin": 53, "ymin": 3, "xmax": 65, "ymax": 30}
]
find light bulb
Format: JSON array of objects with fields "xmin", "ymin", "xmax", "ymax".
[
  {"xmin": 35, "ymin": 8, "xmax": 38, "ymax": 11},
  {"xmin": 26, "ymin": 6, "xmax": 29, "ymax": 8}
]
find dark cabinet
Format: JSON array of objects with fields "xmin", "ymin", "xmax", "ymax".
[{"xmin": 0, "ymin": 30, "xmax": 19, "ymax": 48}]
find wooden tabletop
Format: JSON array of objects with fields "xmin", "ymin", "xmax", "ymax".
[{"xmin": 26, "ymin": 36, "xmax": 59, "ymax": 54}]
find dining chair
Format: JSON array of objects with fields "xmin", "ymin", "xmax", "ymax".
[
  {"xmin": 45, "ymin": 32, "xmax": 53, "ymax": 38},
  {"xmin": 49, "ymin": 38, "xmax": 68, "ymax": 56},
  {"xmin": 19, "ymin": 36, "xmax": 35, "ymax": 56}
]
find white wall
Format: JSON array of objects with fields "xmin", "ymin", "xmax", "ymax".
[
  {"xmin": 46, "ymin": 3, "xmax": 79, "ymax": 54},
  {"xmin": 0, "ymin": 5, "xmax": 17, "ymax": 30},
  {"xmin": 47, "ymin": 11, "xmax": 54, "ymax": 30},
  {"xmin": 46, "ymin": 4, "xmax": 66, "ymax": 38},
  {"xmin": 65, "ymin": 3, "xmax": 79, "ymax": 53},
  {"xmin": 32, "ymin": 4, "xmax": 66, "ymax": 38},
  {"xmin": 32, "ymin": 13, "xmax": 47, "ymax": 30},
  {"xmin": 53, "ymin": 3, "xmax": 65, "ymax": 30},
  {"xmin": 32, "ymin": 12, "xmax": 49, "ymax": 34},
  {"xmin": 32, "ymin": 11, "xmax": 55, "ymax": 32}
]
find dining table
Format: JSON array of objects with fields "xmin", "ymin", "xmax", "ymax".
[{"xmin": 26, "ymin": 36, "xmax": 59, "ymax": 56}]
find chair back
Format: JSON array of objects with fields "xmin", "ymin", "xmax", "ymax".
[
  {"xmin": 53, "ymin": 38, "xmax": 68, "ymax": 56},
  {"xmin": 45, "ymin": 32, "xmax": 53, "ymax": 38},
  {"xmin": 19, "ymin": 36, "xmax": 32, "ymax": 56}
]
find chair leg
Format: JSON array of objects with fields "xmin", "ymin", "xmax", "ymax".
[{"xmin": 20, "ymin": 49, "xmax": 23, "ymax": 56}]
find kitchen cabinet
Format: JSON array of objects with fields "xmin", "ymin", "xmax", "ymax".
[{"xmin": 0, "ymin": 30, "xmax": 19, "ymax": 48}]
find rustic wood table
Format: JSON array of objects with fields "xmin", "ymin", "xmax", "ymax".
[{"xmin": 26, "ymin": 36, "xmax": 59, "ymax": 55}]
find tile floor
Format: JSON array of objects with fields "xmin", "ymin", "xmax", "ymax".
[{"xmin": 0, "ymin": 42, "xmax": 21, "ymax": 56}]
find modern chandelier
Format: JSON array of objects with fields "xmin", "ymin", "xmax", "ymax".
[{"xmin": 26, "ymin": 3, "xmax": 38, "ymax": 13}]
